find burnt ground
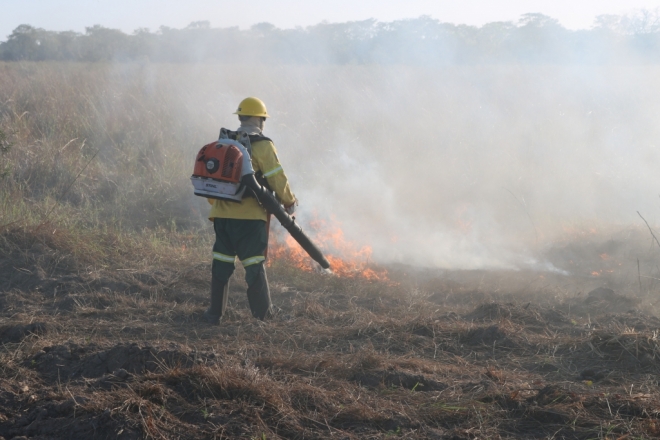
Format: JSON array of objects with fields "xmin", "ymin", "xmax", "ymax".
[{"xmin": 1, "ymin": 227, "xmax": 660, "ymax": 439}]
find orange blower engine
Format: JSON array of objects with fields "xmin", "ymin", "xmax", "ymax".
[{"xmin": 190, "ymin": 139, "xmax": 246, "ymax": 202}]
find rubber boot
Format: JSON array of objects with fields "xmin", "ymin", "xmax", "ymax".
[
  {"xmin": 246, "ymin": 265, "xmax": 272, "ymax": 320},
  {"xmin": 203, "ymin": 278, "xmax": 228, "ymax": 325}
]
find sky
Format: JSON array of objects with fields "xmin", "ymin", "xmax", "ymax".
[{"xmin": 2, "ymin": 0, "xmax": 660, "ymax": 39}]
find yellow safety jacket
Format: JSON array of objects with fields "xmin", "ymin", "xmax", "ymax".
[{"xmin": 207, "ymin": 138, "xmax": 295, "ymax": 221}]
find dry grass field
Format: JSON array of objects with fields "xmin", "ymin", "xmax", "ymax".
[
  {"xmin": 2, "ymin": 62, "xmax": 660, "ymax": 439},
  {"xmin": 2, "ymin": 223, "xmax": 660, "ymax": 439}
]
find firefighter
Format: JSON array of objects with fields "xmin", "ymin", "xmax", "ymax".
[{"xmin": 203, "ymin": 97, "xmax": 297, "ymax": 323}]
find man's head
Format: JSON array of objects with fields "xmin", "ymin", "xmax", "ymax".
[{"xmin": 235, "ymin": 97, "xmax": 269, "ymax": 130}]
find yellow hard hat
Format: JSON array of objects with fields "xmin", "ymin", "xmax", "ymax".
[{"xmin": 234, "ymin": 97, "xmax": 269, "ymax": 118}]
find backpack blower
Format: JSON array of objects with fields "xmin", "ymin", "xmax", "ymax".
[{"xmin": 191, "ymin": 129, "xmax": 331, "ymax": 270}]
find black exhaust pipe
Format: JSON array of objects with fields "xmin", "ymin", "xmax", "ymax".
[{"xmin": 241, "ymin": 174, "xmax": 331, "ymax": 270}]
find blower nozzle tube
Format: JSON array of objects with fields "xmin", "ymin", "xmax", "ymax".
[{"xmin": 241, "ymin": 174, "xmax": 331, "ymax": 270}]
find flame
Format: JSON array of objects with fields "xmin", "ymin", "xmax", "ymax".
[{"xmin": 268, "ymin": 217, "xmax": 391, "ymax": 282}]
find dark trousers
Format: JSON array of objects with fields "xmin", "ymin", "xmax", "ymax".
[{"xmin": 211, "ymin": 218, "xmax": 271, "ymax": 319}]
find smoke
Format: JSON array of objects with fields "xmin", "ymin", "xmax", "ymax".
[
  {"xmin": 138, "ymin": 62, "xmax": 653, "ymax": 270},
  {"xmin": 5, "ymin": 13, "xmax": 660, "ymax": 273},
  {"xmin": 20, "ymin": 16, "xmax": 630, "ymax": 271}
]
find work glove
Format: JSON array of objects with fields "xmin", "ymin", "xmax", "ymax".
[{"xmin": 284, "ymin": 199, "xmax": 297, "ymax": 215}]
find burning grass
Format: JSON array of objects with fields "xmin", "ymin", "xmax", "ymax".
[{"xmin": 269, "ymin": 216, "xmax": 391, "ymax": 283}]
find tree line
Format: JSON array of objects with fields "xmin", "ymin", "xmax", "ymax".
[{"xmin": 2, "ymin": 12, "xmax": 660, "ymax": 64}]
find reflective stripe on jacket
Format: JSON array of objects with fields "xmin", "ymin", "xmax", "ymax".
[{"xmin": 207, "ymin": 138, "xmax": 295, "ymax": 221}]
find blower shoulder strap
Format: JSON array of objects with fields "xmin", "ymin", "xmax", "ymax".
[
  {"xmin": 248, "ymin": 134, "xmax": 272, "ymax": 144},
  {"xmin": 218, "ymin": 128, "xmax": 272, "ymax": 150},
  {"xmin": 218, "ymin": 128, "xmax": 271, "ymax": 143}
]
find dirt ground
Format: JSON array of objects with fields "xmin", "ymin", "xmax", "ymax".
[{"xmin": 1, "ymin": 227, "xmax": 660, "ymax": 439}]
